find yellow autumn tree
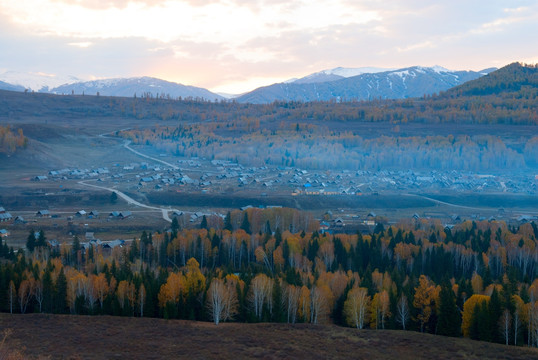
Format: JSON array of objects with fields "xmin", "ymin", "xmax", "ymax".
[
  {"xmin": 471, "ymin": 272, "xmax": 483, "ymax": 295},
  {"xmin": 461, "ymin": 294, "xmax": 490, "ymax": 337},
  {"xmin": 344, "ymin": 287, "xmax": 370, "ymax": 329},
  {"xmin": 371, "ymin": 290, "xmax": 390, "ymax": 329},
  {"xmin": 184, "ymin": 258, "xmax": 206, "ymax": 298},
  {"xmin": 413, "ymin": 275, "xmax": 440, "ymax": 332},
  {"xmin": 298, "ymin": 285, "xmax": 311, "ymax": 322},
  {"xmin": 116, "ymin": 280, "xmax": 135, "ymax": 312},
  {"xmin": 158, "ymin": 272, "xmax": 186, "ymax": 308}
]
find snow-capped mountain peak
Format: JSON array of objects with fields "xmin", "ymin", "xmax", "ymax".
[
  {"xmin": 322, "ymin": 66, "xmax": 394, "ymax": 77},
  {"xmin": 0, "ymin": 71, "xmax": 81, "ymax": 91},
  {"xmin": 293, "ymin": 66, "xmax": 394, "ymax": 84},
  {"xmin": 237, "ymin": 65, "xmax": 490, "ymax": 104}
]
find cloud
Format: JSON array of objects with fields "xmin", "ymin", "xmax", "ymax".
[{"xmin": 0, "ymin": 0, "xmax": 536, "ymax": 93}]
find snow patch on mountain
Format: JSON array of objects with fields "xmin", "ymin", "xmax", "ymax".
[{"xmin": 0, "ymin": 71, "xmax": 81, "ymax": 91}]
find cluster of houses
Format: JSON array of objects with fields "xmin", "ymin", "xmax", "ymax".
[
  {"xmin": 35, "ymin": 209, "xmax": 132, "ymax": 220},
  {"xmin": 319, "ymin": 212, "xmax": 379, "ymax": 235},
  {"xmin": 35, "ymin": 157, "xmax": 537, "ymax": 198},
  {"xmin": 0, "ymin": 206, "xmax": 13, "ymax": 222},
  {"xmin": 0, "ymin": 207, "xmax": 12, "ymax": 239},
  {"xmin": 291, "ymin": 169, "xmax": 537, "ymax": 196},
  {"xmin": 82, "ymin": 232, "xmax": 125, "ymax": 252}
]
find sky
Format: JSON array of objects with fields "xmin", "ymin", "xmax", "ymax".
[{"xmin": 0, "ymin": 0, "xmax": 537, "ymax": 94}]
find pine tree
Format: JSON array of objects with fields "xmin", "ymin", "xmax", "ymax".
[
  {"xmin": 42, "ymin": 268, "xmax": 54, "ymax": 313},
  {"xmin": 240, "ymin": 212, "xmax": 250, "ymax": 234},
  {"xmin": 488, "ymin": 288, "xmax": 503, "ymax": 343},
  {"xmin": 37, "ymin": 230, "xmax": 47, "ymax": 247},
  {"xmin": 72, "ymin": 235, "xmax": 80, "ymax": 267},
  {"xmin": 200, "ymin": 215, "xmax": 208, "ymax": 230},
  {"xmin": 26, "ymin": 230, "xmax": 36, "ymax": 252},
  {"xmin": 171, "ymin": 217, "xmax": 180, "ymax": 233},
  {"xmin": 437, "ymin": 282, "xmax": 461, "ymax": 337},
  {"xmin": 224, "ymin": 211, "xmax": 232, "ymax": 231},
  {"xmin": 55, "ymin": 268, "xmax": 67, "ymax": 314}
]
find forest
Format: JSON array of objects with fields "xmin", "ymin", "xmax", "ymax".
[
  {"xmin": 120, "ymin": 123, "xmax": 538, "ymax": 172},
  {"xmin": 1, "ymin": 207, "xmax": 538, "ymax": 347},
  {"xmin": 1, "ymin": 63, "xmax": 537, "ymax": 127},
  {"xmin": 110, "ymin": 63, "xmax": 538, "ymax": 172},
  {"xmin": 0, "ymin": 125, "xmax": 26, "ymax": 154}
]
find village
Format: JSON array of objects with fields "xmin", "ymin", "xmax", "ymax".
[
  {"xmin": 0, "ymin": 142, "xmax": 536, "ymax": 252},
  {"xmin": 31, "ymin": 150, "xmax": 537, "ymax": 198}
]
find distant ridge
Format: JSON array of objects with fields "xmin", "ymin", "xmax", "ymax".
[
  {"xmin": 0, "ymin": 63, "xmax": 536, "ymax": 125},
  {"xmin": 236, "ymin": 66, "xmax": 492, "ymax": 104},
  {"xmin": 0, "ymin": 71, "xmax": 80, "ymax": 92},
  {"xmin": 52, "ymin": 77, "xmax": 224, "ymax": 101},
  {"xmin": 445, "ymin": 62, "xmax": 538, "ymax": 97},
  {"xmin": 0, "ymin": 80, "xmax": 25, "ymax": 92},
  {"xmin": 292, "ymin": 66, "xmax": 393, "ymax": 84}
]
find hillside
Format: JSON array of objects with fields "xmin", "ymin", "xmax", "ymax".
[
  {"xmin": 446, "ymin": 62, "xmax": 538, "ymax": 97},
  {"xmin": 236, "ymin": 66, "xmax": 487, "ymax": 104},
  {"xmin": 52, "ymin": 76, "xmax": 224, "ymax": 101},
  {"xmin": 0, "ymin": 80, "xmax": 24, "ymax": 92},
  {"xmin": 0, "ymin": 63, "xmax": 536, "ymax": 126},
  {"xmin": 1, "ymin": 314, "xmax": 536, "ymax": 359}
]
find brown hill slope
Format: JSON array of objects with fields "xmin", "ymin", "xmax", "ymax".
[{"xmin": 1, "ymin": 313, "xmax": 536, "ymax": 359}]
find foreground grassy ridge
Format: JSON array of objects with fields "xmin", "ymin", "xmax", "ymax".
[{"xmin": 1, "ymin": 314, "xmax": 537, "ymax": 359}]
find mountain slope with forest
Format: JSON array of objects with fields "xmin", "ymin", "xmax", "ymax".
[
  {"xmin": 237, "ymin": 66, "xmax": 489, "ymax": 104},
  {"xmin": 51, "ymin": 76, "xmax": 224, "ymax": 100},
  {"xmin": 0, "ymin": 63, "xmax": 536, "ymax": 126}
]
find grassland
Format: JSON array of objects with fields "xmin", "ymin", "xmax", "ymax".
[{"xmin": 1, "ymin": 313, "xmax": 537, "ymax": 359}]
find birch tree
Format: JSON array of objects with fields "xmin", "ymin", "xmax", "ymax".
[
  {"xmin": 207, "ymin": 278, "xmax": 226, "ymax": 325},
  {"xmin": 344, "ymin": 287, "xmax": 370, "ymax": 329},
  {"xmin": 500, "ymin": 309, "xmax": 512, "ymax": 345},
  {"xmin": 283, "ymin": 284, "xmax": 300, "ymax": 324},
  {"xmin": 396, "ymin": 294, "xmax": 410, "ymax": 330},
  {"xmin": 248, "ymin": 274, "xmax": 273, "ymax": 320}
]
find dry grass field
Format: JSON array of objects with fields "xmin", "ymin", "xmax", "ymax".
[{"xmin": 1, "ymin": 313, "xmax": 537, "ymax": 360}]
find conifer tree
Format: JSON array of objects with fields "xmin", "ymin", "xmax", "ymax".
[
  {"xmin": 37, "ymin": 230, "xmax": 47, "ymax": 248},
  {"xmin": 437, "ymin": 281, "xmax": 461, "ymax": 337},
  {"xmin": 224, "ymin": 211, "xmax": 232, "ymax": 231},
  {"xmin": 26, "ymin": 230, "xmax": 36, "ymax": 252},
  {"xmin": 488, "ymin": 288, "xmax": 503, "ymax": 343},
  {"xmin": 200, "ymin": 215, "xmax": 208, "ymax": 230},
  {"xmin": 171, "ymin": 217, "xmax": 180, "ymax": 233},
  {"xmin": 55, "ymin": 268, "xmax": 67, "ymax": 314},
  {"xmin": 240, "ymin": 212, "xmax": 250, "ymax": 234}
]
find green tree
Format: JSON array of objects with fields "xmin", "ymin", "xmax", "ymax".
[
  {"xmin": 26, "ymin": 230, "xmax": 36, "ymax": 252},
  {"xmin": 488, "ymin": 288, "xmax": 503, "ymax": 343},
  {"xmin": 36, "ymin": 230, "xmax": 47, "ymax": 248},
  {"xmin": 110, "ymin": 191, "xmax": 118, "ymax": 204},
  {"xmin": 437, "ymin": 282, "xmax": 461, "ymax": 337},
  {"xmin": 224, "ymin": 211, "xmax": 232, "ymax": 231},
  {"xmin": 171, "ymin": 217, "xmax": 180, "ymax": 233},
  {"xmin": 72, "ymin": 235, "xmax": 81, "ymax": 267},
  {"xmin": 241, "ymin": 212, "xmax": 250, "ymax": 234},
  {"xmin": 200, "ymin": 215, "xmax": 208, "ymax": 230},
  {"xmin": 55, "ymin": 268, "xmax": 67, "ymax": 314},
  {"xmin": 42, "ymin": 268, "xmax": 54, "ymax": 313}
]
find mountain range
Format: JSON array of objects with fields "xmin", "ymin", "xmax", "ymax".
[
  {"xmin": 52, "ymin": 77, "xmax": 224, "ymax": 101},
  {"xmin": 236, "ymin": 66, "xmax": 494, "ymax": 103},
  {"xmin": 0, "ymin": 65, "xmax": 496, "ymax": 104}
]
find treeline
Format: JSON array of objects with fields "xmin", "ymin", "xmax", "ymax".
[
  {"xmin": 0, "ymin": 125, "xmax": 26, "ymax": 154},
  {"xmin": 1, "ymin": 211, "xmax": 538, "ymax": 347},
  {"xmin": 1, "ymin": 63, "xmax": 537, "ymax": 126},
  {"xmin": 121, "ymin": 125, "xmax": 536, "ymax": 171}
]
